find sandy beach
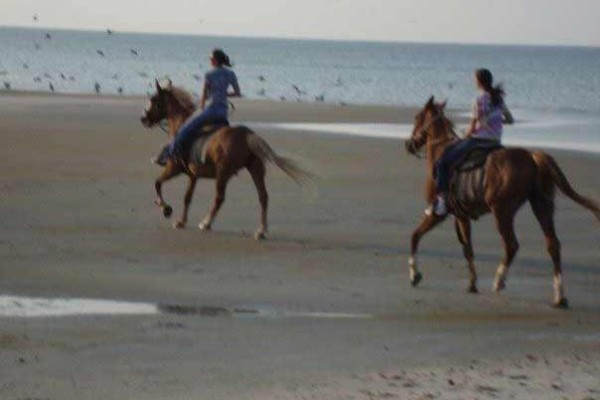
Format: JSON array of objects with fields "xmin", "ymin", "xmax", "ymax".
[{"xmin": 0, "ymin": 92, "xmax": 599, "ymax": 400}]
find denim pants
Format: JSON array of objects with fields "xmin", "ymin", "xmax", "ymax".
[
  {"xmin": 434, "ymin": 138, "xmax": 492, "ymax": 193},
  {"xmin": 170, "ymin": 105, "xmax": 228, "ymax": 157}
]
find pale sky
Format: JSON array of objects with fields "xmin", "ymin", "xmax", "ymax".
[{"xmin": 2, "ymin": 0, "xmax": 599, "ymax": 46}]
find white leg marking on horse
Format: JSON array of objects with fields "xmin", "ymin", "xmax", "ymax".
[
  {"xmin": 199, "ymin": 216, "xmax": 212, "ymax": 231},
  {"xmin": 493, "ymin": 263, "xmax": 507, "ymax": 292},
  {"xmin": 409, "ymin": 256, "xmax": 418, "ymax": 280},
  {"xmin": 554, "ymin": 273, "xmax": 564, "ymax": 303}
]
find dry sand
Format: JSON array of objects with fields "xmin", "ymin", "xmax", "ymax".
[{"xmin": 0, "ymin": 92, "xmax": 599, "ymax": 399}]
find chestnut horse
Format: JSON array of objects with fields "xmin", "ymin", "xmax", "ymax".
[
  {"xmin": 140, "ymin": 80, "xmax": 311, "ymax": 239},
  {"xmin": 405, "ymin": 96, "xmax": 599, "ymax": 307}
]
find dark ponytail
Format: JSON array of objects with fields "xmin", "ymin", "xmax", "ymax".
[
  {"xmin": 475, "ymin": 68, "xmax": 504, "ymax": 106},
  {"xmin": 211, "ymin": 48, "xmax": 232, "ymax": 67}
]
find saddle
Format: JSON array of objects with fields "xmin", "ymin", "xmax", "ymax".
[
  {"xmin": 447, "ymin": 142, "xmax": 503, "ymax": 219},
  {"xmin": 180, "ymin": 120, "xmax": 229, "ymax": 166}
]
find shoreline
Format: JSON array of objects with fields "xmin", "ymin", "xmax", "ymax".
[{"xmin": 1, "ymin": 91, "xmax": 598, "ymax": 156}]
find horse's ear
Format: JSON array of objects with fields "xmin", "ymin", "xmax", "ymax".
[
  {"xmin": 426, "ymin": 95, "xmax": 434, "ymax": 108},
  {"xmin": 155, "ymin": 79, "xmax": 162, "ymax": 93},
  {"xmin": 167, "ymin": 79, "xmax": 173, "ymax": 89}
]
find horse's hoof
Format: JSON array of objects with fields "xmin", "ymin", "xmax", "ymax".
[
  {"xmin": 173, "ymin": 221, "xmax": 185, "ymax": 229},
  {"xmin": 162, "ymin": 205, "xmax": 173, "ymax": 218},
  {"xmin": 467, "ymin": 285, "xmax": 479, "ymax": 294},
  {"xmin": 410, "ymin": 272, "xmax": 423, "ymax": 287},
  {"xmin": 552, "ymin": 298, "xmax": 569, "ymax": 309},
  {"xmin": 493, "ymin": 281, "xmax": 506, "ymax": 293},
  {"xmin": 254, "ymin": 231, "xmax": 267, "ymax": 240},
  {"xmin": 198, "ymin": 222, "xmax": 211, "ymax": 231}
]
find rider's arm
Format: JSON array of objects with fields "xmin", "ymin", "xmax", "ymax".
[
  {"xmin": 502, "ymin": 103, "xmax": 514, "ymax": 125},
  {"xmin": 199, "ymin": 80, "xmax": 208, "ymax": 110},
  {"xmin": 227, "ymin": 72, "xmax": 241, "ymax": 98},
  {"xmin": 465, "ymin": 118, "xmax": 477, "ymax": 137},
  {"xmin": 464, "ymin": 100, "xmax": 478, "ymax": 137}
]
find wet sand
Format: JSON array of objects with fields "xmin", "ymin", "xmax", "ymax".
[{"xmin": 0, "ymin": 92, "xmax": 599, "ymax": 399}]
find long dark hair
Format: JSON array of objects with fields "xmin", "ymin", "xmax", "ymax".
[
  {"xmin": 211, "ymin": 48, "xmax": 232, "ymax": 67},
  {"xmin": 475, "ymin": 68, "xmax": 504, "ymax": 106}
]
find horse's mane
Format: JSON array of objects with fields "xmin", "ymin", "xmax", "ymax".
[
  {"xmin": 440, "ymin": 113, "xmax": 455, "ymax": 135},
  {"xmin": 169, "ymin": 85, "xmax": 197, "ymax": 114}
]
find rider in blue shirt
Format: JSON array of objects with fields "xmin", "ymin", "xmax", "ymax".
[{"xmin": 155, "ymin": 49, "xmax": 241, "ymax": 165}]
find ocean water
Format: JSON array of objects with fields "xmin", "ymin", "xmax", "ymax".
[{"xmin": 1, "ymin": 26, "xmax": 599, "ymax": 152}]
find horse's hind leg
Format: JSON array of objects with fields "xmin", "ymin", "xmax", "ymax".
[
  {"xmin": 408, "ymin": 214, "xmax": 446, "ymax": 286},
  {"xmin": 199, "ymin": 169, "xmax": 231, "ymax": 231},
  {"xmin": 248, "ymin": 157, "xmax": 269, "ymax": 240},
  {"xmin": 530, "ymin": 196, "xmax": 568, "ymax": 308},
  {"xmin": 455, "ymin": 217, "xmax": 477, "ymax": 293},
  {"xmin": 492, "ymin": 207, "xmax": 520, "ymax": 292}
]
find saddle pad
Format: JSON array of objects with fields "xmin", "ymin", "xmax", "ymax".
[
  {"xmin": 448, "ymin": 166, "xmax": 488, "ymax": 219},
  {"xmin": 185, "ymin": 123, "xmax": 228, "ymax": 166},
  {"xmin": 189, "ymin": 131, "xmax": 217, "ymax": 166}
]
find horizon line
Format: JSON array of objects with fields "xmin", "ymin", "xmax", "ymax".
[{"xmin": 2, "ymin": 24, "xmax": 599, "ymax": 50}]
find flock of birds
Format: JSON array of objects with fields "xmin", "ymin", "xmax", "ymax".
[{"xmin": 2, "ymin": 14, "xmax": 347, "ymax": 104}]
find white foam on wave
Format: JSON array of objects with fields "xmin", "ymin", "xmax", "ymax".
[
  {"xmin": 254, "ymin": 122, "xmax": 413, "ymax": 139},
  {"xmin": 255, "ymin": 121, "xmax": 600, "ymax": 154},
  {"xmin": 0, "ymin": 295, "xmax": 157, "ymax": 317}
]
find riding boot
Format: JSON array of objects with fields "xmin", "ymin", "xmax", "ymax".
[
  {"xmin": 151, "ymin": 144, "xmax": 170, "ymax": 166},
  {"xmin": 426, "ymin": 194, "xmax": 448, "ymax": 216}
]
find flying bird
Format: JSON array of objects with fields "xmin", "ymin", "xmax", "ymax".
[
  {"xmin": 45, "ymin": 33, "xmax": 51, "ymax": 39},
  {"xmin": 96, "ymin": 49, "xmax": 105, "ymax": 57},
  {"xmin": 292, "ymin": 84, "xmax": 306, "ymax": 95},
  {"xmin": 33, "ymin": 14, "xmax": 38, "ymax": 22},
  {"xmin": 130, "ymin": 49, "xmax": 139, "ymax": 56},
  {"xmin": 94, "ymin": 82, "xmax": 101, "ymax": 94},
  {"xmin": 49, "ymin": 83, "xmax": 55, "ymax": 93},
  {"xmin": 3, "ymin": 81, "xmax": 11, "ymax": 90}
]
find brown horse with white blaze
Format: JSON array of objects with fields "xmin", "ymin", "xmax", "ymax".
[
  {"xmin": 405, "ymin": 96, "xmax": 599, "ymax": 308},
  {"xmin": 140, "ymin": 80, "xmax": 311, "ymax": 239}
]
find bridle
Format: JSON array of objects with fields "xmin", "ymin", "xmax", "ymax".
[{"xmin": 406, "ymin": 111, "xmax": 460, "ymax": 158}]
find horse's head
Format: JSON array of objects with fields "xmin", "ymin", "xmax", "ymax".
[
  {"xmin": 140, "ymin": 79, "xmax": 172, "ymax": 128},
  {"xmin": 405, "ymin": 96, "xmax": 449, "ymax": 156}
]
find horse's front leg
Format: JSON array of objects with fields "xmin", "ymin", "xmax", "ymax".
[
  {"xmin": 408, "ymin": 213, "xmax": 446, "ymax": 286},
  {"xmin": 154, "ymin": 162, "xmax": 181, "ymax": 219},
  {"xmin": 455, "ymin": 217, "xmax": 478, "ymax": 293},
  {"xmin": 174, "ymin": 176, "xmax": 197, "ymax": 229}
]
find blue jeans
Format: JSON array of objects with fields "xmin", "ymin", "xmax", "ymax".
[
  {"xmin": 434, "ymin": 138, "xmax": 493, "ymax": 193},
  {"xmin": 170, "ymin": 105, "xmax": 228, "ymax": 157}
]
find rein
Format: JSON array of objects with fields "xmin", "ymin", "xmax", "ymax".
[
  {"xmin": 158, "ymin": 120, "xmax": 170, "ymax": 135},
  {"xmin": 408, "ymin": 113, "xmax": 460, "ymax": 159}
]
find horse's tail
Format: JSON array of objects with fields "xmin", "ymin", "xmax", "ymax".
[
  {"xmin": 246, "ymin": 131, "xmax": 314, "ymax": 184},
  {"xmin": 532, "ymin": 151, "xmax": 600, "ymax": 220}
]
